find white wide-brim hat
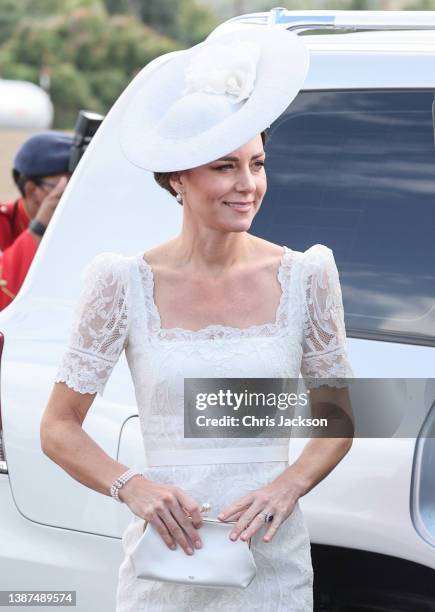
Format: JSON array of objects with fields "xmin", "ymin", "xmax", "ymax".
[{"xmin": 119, "ymin": 25, "xmax": 310, "ymax": 172}]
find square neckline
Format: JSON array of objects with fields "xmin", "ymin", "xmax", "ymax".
[{"xmin": 135, "ymin": 245, "xmax": 294, "ymax": 340}]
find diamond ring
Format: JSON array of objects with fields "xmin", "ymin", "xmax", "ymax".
[{"xmin": 263, "ymin": 512, "xmax": 274, "ymax": 523}]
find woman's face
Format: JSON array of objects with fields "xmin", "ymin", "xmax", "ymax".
[{"xmin": 173, "ymin": 134, "xmax": 267, "ymax": 233}]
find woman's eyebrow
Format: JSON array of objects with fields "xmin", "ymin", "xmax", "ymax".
[{"xmin": 216, "ymin": 152, "xmax": 266, "ymax": 162}]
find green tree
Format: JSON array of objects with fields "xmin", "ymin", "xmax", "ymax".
[
  {"xmin": 404, "ymin": 0, "xmax": 435, "ymax": 7},
  {"xmin": 177, "ymin": 0, "xmax": 219, "ymax": 46},
  {"xmin": 0, "ymin": 6, "xmax": 178, "ymax": 128},
  {"xmin": 105, "ymin": 0, "xmax": 219, "ymax": 46},
  {"xmin": 0, "ymin": 0, "xmax": 23, "ymax": 45},
  {"xmin": 105, "ymin": 0, "xmax": 129, "ymax": 14},
  {"xmin": 50, "ymin": 62, "xmax": 101, "ymax": 127}
]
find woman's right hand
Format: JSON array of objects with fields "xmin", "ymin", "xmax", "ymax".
[{"xmin": 119, "ymin": 475, "xmax": 203, "ymax": 555}]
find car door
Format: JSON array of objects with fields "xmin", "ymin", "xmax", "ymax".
[{"xmin": 251, "ymin": 88, "xmax": 435, "ymax": 563}]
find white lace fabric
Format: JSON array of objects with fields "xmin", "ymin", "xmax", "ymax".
[
  {"xmin": 55, "ymin": 252, "xmax": 131, "ymax": 395},
  {"xmin": 300, "ymin": 245, "xmax": 354, "ymax": 388},
  {"xmin": 54, "ymin": 243, "xmax": 353, "ymax": 612}
]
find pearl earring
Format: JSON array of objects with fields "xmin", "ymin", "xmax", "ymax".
[{"xmin": 176, "ymin": 192, "xmax": 183, "ymax": 205}]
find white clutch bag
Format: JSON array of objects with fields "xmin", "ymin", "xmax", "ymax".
[{"xmin": 130, "ymin": 517, "xmax": 257, "ymax": 589}]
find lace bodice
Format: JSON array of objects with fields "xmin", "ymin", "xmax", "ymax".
[
  {"xmin": 55, "ymin": 243, "xmax": 353, "ymax": 397},
  {"xmin": 136, "ymin": 246, "xmax": 293, "ymax": 342}
]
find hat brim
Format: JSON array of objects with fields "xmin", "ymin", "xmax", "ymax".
[{"xmin": 119, "ymin": 26, "xmax": 310, "ymax": 172}]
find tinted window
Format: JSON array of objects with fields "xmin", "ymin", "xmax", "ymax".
[{"xmin": 253, "ymin": 90, "xmax": 435, "ymax": 345}]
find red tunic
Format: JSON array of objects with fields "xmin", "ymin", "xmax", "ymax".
[{"xmin": 0, "ymin": 198, "xmax": 38, "ymax": 310}]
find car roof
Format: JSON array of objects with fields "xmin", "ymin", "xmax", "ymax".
[
  {"xmin": 304, "ymin": 30, "xmax": 435, "ymax": 53},
  {"xmin": 303, "ymin": 31, "xmax": 435, "ymax": 89},
  {"xmin": 302, "ymin": 31, "xmax": 435, "ymax": 89},
  {"xmin": 210, "ymin": 15, "xmax": 435, "ymax": 89},
  {"xmin": 215, "ymin": 9, "xmax": 435, "ymax": 38},
  {"xmin": 212, "ymin": 10, "xmax": 435, "ymax": 52}
]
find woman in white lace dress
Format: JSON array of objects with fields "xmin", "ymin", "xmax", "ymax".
[{"xmin": 41, "ymin": 25, "xmax": 353, "ymax": 612}]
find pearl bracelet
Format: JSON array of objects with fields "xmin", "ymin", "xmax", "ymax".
[{"xmin": 110, "ymin": 469, "xmax": 142, "ymax": 503}]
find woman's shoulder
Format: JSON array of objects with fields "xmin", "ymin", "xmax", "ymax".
[
  {"xmin": 258, "ymin": 239, "xmax": 335, "ymax": 271},
  {"xmin": 81, "ymin": 251, "xmax": 133, "ymax": 285},
  {"xmin": 254, "ymin": 238, "xmax": 332, "ymax": 259},
  {"xmin": 297, "ymin": 244, "xmax": 340, "ymax": 291},
  {"xmin": 280, "ymin": 243, "xmax": 337, "ymax": 282},
  {"xmin": 140, "ymin": 239, "xmax": 178, "ymax": 272},
  {"xmin": 300, "ymin": 243, "xmax": 334, "ymax": 265},
  {"xmin": 248, "ymin": 236, "xmax": 287, "ymax": 265}
]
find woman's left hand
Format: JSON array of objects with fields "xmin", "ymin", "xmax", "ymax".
[{"xmin": 217, "ymin": 472, "xmax": 305, "ymax": 543}]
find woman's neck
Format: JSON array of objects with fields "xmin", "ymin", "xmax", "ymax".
[{"xmin": 168, "ymin": 230, "xmax": 258, "ymax": 275}]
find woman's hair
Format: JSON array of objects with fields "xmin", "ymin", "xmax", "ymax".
[{"xmin": 153, "ymin": 129, "xmax": 269, "ymax": 199}]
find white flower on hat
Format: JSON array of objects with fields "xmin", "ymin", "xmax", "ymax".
[{"xmin": 183, "ymin": 39, "xmax": 261, "ymax": 104}]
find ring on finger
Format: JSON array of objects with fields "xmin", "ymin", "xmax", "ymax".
[{"xmin": 261, "ymin": 511, "xmax": 274, "ymax": 523}]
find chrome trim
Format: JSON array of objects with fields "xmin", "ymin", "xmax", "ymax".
[
  {"xmin": 225, "ymin": 8, "xmax": 435, "ymax": 35},
  {"xmin": 347, "ymin": 328, "xmax": 435, "ymax": 348},
  {"xmin": 410, "ymin": 399, "xmax": 435, "ymax": 547}
]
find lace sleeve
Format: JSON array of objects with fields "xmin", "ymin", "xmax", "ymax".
[
  {"xmin": 54, "ymin": 252, "xmax": 130, "ymax": 395},
  {"xmin": 300, "ymin": 244, "xmax": 353, "ymax": 388}
]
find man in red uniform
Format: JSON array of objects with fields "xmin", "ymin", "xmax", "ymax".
[{"xmin": 0, "ymin": 132, "xmax": 73, "ymax": 310}]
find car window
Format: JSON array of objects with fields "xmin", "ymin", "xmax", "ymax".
[{"xmin": 253, "ymin": 90, "xmax": 435, "ymax": 345}]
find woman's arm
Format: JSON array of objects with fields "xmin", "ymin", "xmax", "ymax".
[
  {"xmin": 40, "ymin": 382, "xmax": 132, "ymax": 496},
  {"xmin": 40, "ymin": 382, "xmax": 204, "ymax": 555},
  {"xmin": 44, "ymin": 253, "xmax": 202, "ymax": 555},
  {"xmin": 281, "ymin": 385, "xmax": 353, "ymax": 497}
]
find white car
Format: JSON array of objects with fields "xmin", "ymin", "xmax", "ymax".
[{"xmin": 1, "ymin": 10, "xmax": 434, "ymax": 612}]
